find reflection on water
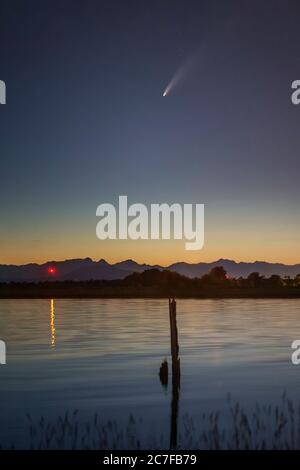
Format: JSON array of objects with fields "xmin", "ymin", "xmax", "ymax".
[
  {"xmin": 50, "ymin": 299, "xmax": 56, "ymax": 347},
  {"xmin": 170, "ymin": 361, "xmax": 180, "ymax": 449},
  {"xmin": 159, "ymin": 298, "xmax": 181, "ymax": 449},
  {"xmin": 169, "ymin": 298, "xmax": 180, "ymax": 449},
  {"xmin": 0, "ymin": 298, "xmax": 300, "ymax": 447}
]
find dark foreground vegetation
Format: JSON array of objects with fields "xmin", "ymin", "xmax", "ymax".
[
  {"xmin": 1, "ymin": 267, "xmax": 300, "ymax": 298},
  {"xmin": 2, "ymin": 394, "xmax": 300, "ymax": 449}
]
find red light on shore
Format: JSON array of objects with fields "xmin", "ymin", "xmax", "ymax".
[{"xmin": 47, "ymin": 266, "xmax": 57, "ymax": 275}]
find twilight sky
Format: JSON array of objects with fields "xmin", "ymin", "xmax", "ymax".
[{"xmin": 1, "ymin": 0, "xmax": 300, "ymax": 265}]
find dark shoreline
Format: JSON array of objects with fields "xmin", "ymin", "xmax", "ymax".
[
  {"xmin": 1, "ymin": 286, "xmax": 300, "ymax": 299},
  {"xmin": 2, "ymin": 268, "xmax": 300, "ymax": 299}
]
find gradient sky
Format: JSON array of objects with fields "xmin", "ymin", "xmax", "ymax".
[{"xmin": 1, "ymin": 0, "xmax": 300, "ymax": 266}]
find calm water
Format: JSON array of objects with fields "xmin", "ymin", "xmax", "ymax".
[{"xmin": 0, "ymin": 298, "xmax": 300, "ymax": 447}]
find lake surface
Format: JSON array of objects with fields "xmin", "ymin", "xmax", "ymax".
[{"xmin": 0, "ymin": 298, "xmax": 300, "ymax": 448}]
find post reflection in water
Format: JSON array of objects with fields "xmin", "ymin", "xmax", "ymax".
[
  {"xmin": 169, "ymin": 298, "xmax": 180, "ymax": 450},
  {"xmin": 159, "ymin": 299, "xmax": 181, "ymax": 449},
  {"xmin": 50, "ymin": 299, "xmax": 56, "ymax": 347},
  {"xmin": 170, "ymin": 358, "xmax": 180, "ymax": 449}
]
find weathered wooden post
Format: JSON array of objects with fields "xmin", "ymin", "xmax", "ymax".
[{"xmin": 169, "ymin": 298, "xmax": 179, "ymax": 361}]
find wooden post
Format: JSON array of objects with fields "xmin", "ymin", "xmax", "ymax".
[{"xmin": 169, "ymin": 297, "xmax": 179, "ymax": 360}]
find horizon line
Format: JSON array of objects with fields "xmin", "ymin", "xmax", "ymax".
[{"xmin": 2, "ymin": 256, "xmax": 300, "ymax": 268}]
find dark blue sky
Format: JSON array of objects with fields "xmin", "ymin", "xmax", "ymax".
[{"xmin": 1, "ymin": 0, "xmax": 300, "ymax": 265}]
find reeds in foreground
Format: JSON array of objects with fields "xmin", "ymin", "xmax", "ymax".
[{"xmin": 2, "ymin": 393, "xmax": 300, "ymax": 450}]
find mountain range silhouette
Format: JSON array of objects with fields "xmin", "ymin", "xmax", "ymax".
[{"xmin": 1, "ymin": 258, "xmax": 300, "ymax": 282}]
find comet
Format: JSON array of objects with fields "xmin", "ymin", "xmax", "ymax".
[
  {"xmin": 162, "ymin": 47, "xmax": 202, "ymax": 97},
  {"xmin": 162, "ymin": 13, "xmax": 236, "ymax": 97},
  {"xmin": 162, "ymin": 63, "xmax": 187, "ymax": 97}
]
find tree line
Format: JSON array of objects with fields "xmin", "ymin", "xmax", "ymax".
[{"xmin": 1, "ymin": 266, "xmax": 300, "ymax": 298}]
